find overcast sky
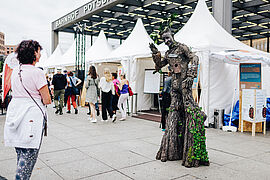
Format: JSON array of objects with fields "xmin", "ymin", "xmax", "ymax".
[{"xmin": 0, "ymin": 0, "xmax": 91, "ymax": 56}]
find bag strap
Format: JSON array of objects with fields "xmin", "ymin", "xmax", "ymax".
[
  {"xmin": 93, "ymin": 78, "xmax": 98, "ymax": 88},
  {"xmin": 69, "ymin": 77, "xmax": 76, "ymax": 87},
  {"xmin": 18, "ymin": 64, "xmax": 48, "ymax": 146}
]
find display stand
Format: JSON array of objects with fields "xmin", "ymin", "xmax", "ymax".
[
  {"xmin": 239, "ymin": 63, "xmax": 266, "ymax": 136},
  {"xmin": 240, "ymin": 89, "xmax": 266, "ymax": 136}
]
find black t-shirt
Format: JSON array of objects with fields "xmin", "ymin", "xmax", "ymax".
[{"xmin": 52, "ymin": 74, "xmax": 67, "ymax": 90}]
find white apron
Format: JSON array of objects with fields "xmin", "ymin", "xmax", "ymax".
[{"xmin": 4, "ymin": 98, "xmax": 47, "ymax": 149}]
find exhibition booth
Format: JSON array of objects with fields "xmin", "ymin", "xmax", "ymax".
[{"xmin": 170, "ymin": 0, "xmax": 270, "ymax": 126}]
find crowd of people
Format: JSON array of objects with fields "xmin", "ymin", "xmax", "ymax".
[
  {"xmin": 85, "ymin": 66, "xmax": 130, "ymax": 123},
  {"xmin": 45, "ymin": 64, "xmax": 131, "ymax": 123}
]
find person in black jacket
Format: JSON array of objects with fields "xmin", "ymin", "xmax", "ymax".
[{"xmin": 52, "ymin": 69, "xmax": 67, "ymax": 115}]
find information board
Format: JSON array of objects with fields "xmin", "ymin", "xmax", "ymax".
[
  {"xmin": 144, "ymin": 69, "xmax": 160, "ymax": 94},
  {"xmin": 240, "ymin": 63, "xmax": 261, "ymax": 89}
]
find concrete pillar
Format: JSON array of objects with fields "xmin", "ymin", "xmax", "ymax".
[
  {"xmin": 212, "ymin": 0, "xmax": 232, "ymax": 34},
  {"xmin": 51, "ymin": 30, "xmax": 59, "ymax": 53}
]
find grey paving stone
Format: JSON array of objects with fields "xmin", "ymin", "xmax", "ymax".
[
  {"xmin": 119, "ymin": 161, "xmax": 187, "ymax": 180},
  {"xmin": 31, "ymin": 166, "xmax": 63, "ymax": 180},
  {"xmin": 207, "ymin": 148, "xmax": 245, "ymax": 165},
  {"xmin": 118, "ymin": 139, "xmax": 159, "ymax": 160},
  {"xmin": 39, "ymin": 148, "xmax": 90, "ymax": 166},
  {"xmin": 185, "ymin": 163, "xmax": 259, "ymax": 180},
  {"xmin": 173, "ymin": 174, "xmax": 201, "ymax": 180},
  {"xmin": 0, "ymin": 146, "xmax": 16, "ymax": 161},
  {"xmin": 82, "ymin": 170, "xmax": 132, "ymax": 180},
  {"xmin": 223, "ymin": 158, "xmax": 270, "ymax": 177},
  {"xmin": 80, "ymin": 144, "xmax": 153, "ymax": 169},
  {"xmin": 249, "ymin": 152, "xmax": 270, "ymax": 165},
  {"xmin": 51, "ymin": 158, "xmax": 113, "ymax": 180},
  {"xmin": 39, "ymin": 137, "xmax": 73, "ymax": 154},
  {"xmin": 0, "ymin": 157, "xmax": 47, "ymax": 177}
]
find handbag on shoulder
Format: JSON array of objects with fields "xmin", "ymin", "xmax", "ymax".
[
  {"xmin": 128, "ymin": 81, "xmax": 133, "ymax": 96},
  {"xmin": 69, "ymin": 77, "xmax": 80, "ymax": 95}
]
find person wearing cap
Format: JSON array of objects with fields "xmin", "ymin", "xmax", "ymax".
[{"xmin": 52, "ymin": 68, "xmax": 67, "ymax": 115}]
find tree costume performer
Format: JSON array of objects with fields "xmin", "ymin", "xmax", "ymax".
[{"xmin": 149, "ymin": 27, "xmax": 209, "ymax": 168}]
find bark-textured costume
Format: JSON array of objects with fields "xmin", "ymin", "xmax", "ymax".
[{"xmin": 151, "ymin": 40, "xmax": 209, "ymax": 167}]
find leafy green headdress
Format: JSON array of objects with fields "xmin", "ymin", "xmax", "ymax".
[{"xmin": 150, "ymin": 13, "xmax": 177, "ymax": 44}]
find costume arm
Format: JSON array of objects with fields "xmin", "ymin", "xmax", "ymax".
[{"xmin": 149, "ymin": 43, "xmax": 168, "ymax": 71}]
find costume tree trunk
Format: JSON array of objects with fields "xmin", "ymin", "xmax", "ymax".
[{"xmin": 156, "ymin": 74, "xmax": 185, "ymax": 161}]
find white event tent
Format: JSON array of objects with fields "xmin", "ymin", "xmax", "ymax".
[
  {"xmin": 43, "ymin": 44, "xmax": 63, "ymax": 68},
  {"xmin": 55, "ymin": 40, "xmax": 76, "ymax": 67},
  {"xmin": 96, "ymin": 18, "xmax": 159, "ymax": 111},
  {"xmin": 173, "ymin": 0, "xmax": 270, "ymax": 124},
  {"xmin": 85, "ymin": 30, "xmax": 114, "ymax": 74},
  {"xmin": 86, "ymin": 30, "xmax": 113, "ymax": 64}
]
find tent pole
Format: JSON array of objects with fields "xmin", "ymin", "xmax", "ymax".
[
  {"xmin": 91, "ymin": 35, "xmax": 93, "ymax": 46},
  {"xmin": 207, "ymin": 51, "xmax": 210, "ymax": 126},
  {"xmin": 267, "ymin": 37, "xmax": 269, "ymax": 53}
]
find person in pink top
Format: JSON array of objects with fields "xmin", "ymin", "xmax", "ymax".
[
  {"xmin": 112, "ymin": 73, "xmax": 120, "ymax": 115},
  {"xmin": 4, "ymin": 40, "xmax": 51, "ymax": 179}
]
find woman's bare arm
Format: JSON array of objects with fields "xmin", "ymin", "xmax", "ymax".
[{"xmin": 39, "ymin": 85, "xmax": 52, "ymax": 105}]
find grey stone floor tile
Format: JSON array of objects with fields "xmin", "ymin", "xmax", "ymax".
[
  {"xmin": 63, "ymin": 134, "xmax": 126, "ymax": 148},
  {"xmin": 0, "ymin": 146, "xmax": 16, "ymax": 161},
  {"xmin": 207, "ymin": 148, "xmax": 245, "ymax": 165},
  {"xmin": 118, "ymin": 139, "xmax": 159, "ymax": 160},
  {"xmin": 0, "ymin": 157, "xmax": 47, "ymax": 177},
  {"xmin": 119, "ymin": 161, "xmax": 187, "ymax": 180},
  {"xmin": 39, "ymin": 137, "xmax": 73, "ymax": 154},
  {"xmin": 82, "ymin": 147, "xmax": 153, "ymax": 169},
  {"xmin": 139, "ymin": 136, "xmax": 163, "ymax": 146},
  {"xmin": 30, "ymin": 166, "xmax": 63, "ymax": 180},
  {"xmin": 173, "ymin": 174, "xmax": 201, "ymax": 180},
  {"xmin": 39, "ymin": 148, "xmax": 90, "ymax": 166},
  {"xmin": 223, "ymin": 158, "xmax": 270, "ymax": 175},
  {"xmin": 51, "ymin": 158, "xmax": 113, "ymax": 180},
  {"xmin": 82, "ymin": 170, "xmax": 132, "ymax": 180},
  {"xmin": 185, "ymin": 163, "xmax": 258, "ymax": 180},
  {"xmin": 249, "ymin": 152, "xmax": 270, "ymax": 165}
]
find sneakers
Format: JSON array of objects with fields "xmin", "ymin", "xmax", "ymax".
[
  {"xmin": 59, "ymin": 109, "xmax": 63, "ymax": 115},
  {"xmin": 119, "ymin": 117, "xmax": 126, "ymax": 121},
  {"xmin": 91, "ymin": 118, "xmax": 97, "ymax": 123},
  {"xmin": 55, "ymin": 109, "xmax": 59, "ymax": 114},
  {"xmin": 66, "ymin": 110, "xmax": 71, "ymax": 114},
  {"xmin": 112, "ymin": 114, "xmax": 117, "ymax": 122},
  {"xmin": 88, "ymin": 116, "xmax": 92, "ymax": 121},
  {"xmin": 75, "ymin": 109, "xmax": 78, "ymax": 114}
]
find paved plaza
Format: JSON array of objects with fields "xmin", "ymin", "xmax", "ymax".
[{"xmin": 1, "ymin": 105, "xmax": 270, "ymax": 180}]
